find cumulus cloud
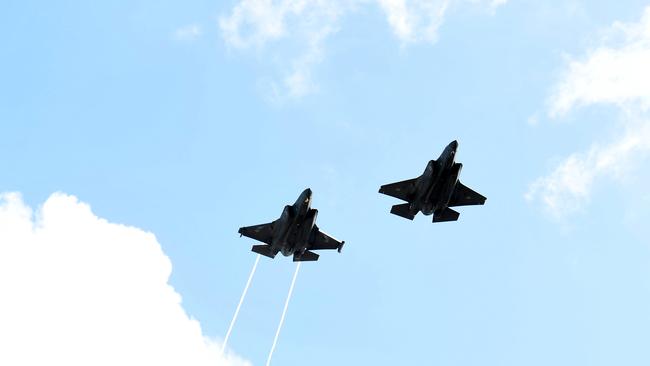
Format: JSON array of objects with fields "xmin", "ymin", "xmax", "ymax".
[
  {"xmin": 0, "ymin": 192, "xmax": 250, "ymax": 366},
  {"xmin": 173, "ymin": 24, "xmax": 203, "ymax": 41},
  {"xmin": 527, "ymin": 6, "xmax": 650, "ymax": 217},
  {"xmin": 219, "ymin": 0, "xmax": 508, "ymax": 99}
]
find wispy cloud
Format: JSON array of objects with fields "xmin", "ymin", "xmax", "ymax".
[
  {"xmin": 266, "ymin": 17, "xmax": 338, "ymax": 102},
  {"xmin": 220, "ymin": 0, "xmax": 344, "ymax": 100},
  {"xmin": 173, "ymin": 24, "xmax": 203, "ymax": 41},
  {"xmin": 219, "ymin": 0, "xmax": 508, "ymax": 100},
  {"xmin": 527, "ymin": 6, "xmax": 650, "ymax": 218},
  {"xmin": 377, "ymin": 0, "xmax": 451, "ymax": 44},
  {"xmin": 0, "ymin": 192, "xmax": 250, "ymax": 366},
  {"xmin": 377, "ymin": 0, "xmax": 509, "ymax": 43}
]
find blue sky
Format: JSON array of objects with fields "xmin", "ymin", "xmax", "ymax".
[{"xmin": 2, "ymin": 1, "xmax": 650, "ymax": 365}]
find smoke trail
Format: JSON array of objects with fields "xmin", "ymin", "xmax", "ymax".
[
  {"xmin": 266, "ymin": 262, "xmax": 301, "ymax": 366},
  {"xmin": 221, "ymin": 254, "xmax": 261, "ymax": 355}
]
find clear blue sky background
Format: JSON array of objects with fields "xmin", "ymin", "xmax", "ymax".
[{"xmin": 2, "ymin": 1, "xmax": 650, "ymax": 365}]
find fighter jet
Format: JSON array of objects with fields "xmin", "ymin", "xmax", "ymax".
[
  {"xmin": 379, "ymin": 140, "xmax": 486, "ymax": 222},
  {"xmin": 238, "ymin": 188, "xmax": 344, "ymax": 262}
]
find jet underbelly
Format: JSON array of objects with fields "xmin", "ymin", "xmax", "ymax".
[
  {"xmin": 420, "ymin": 176, "xmax": 441, "ymax": 215},
  {"xmin": 431, "ymin": 163, "xmax": 462, "ymax": 215},
  {"xmin": 293, "ymin": 209, "xmax": 318, "ymax": 255}
]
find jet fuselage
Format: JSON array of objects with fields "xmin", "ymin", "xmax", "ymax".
[
  {"xmin": 410, "ymin": 140, "xmax": 462, "ymax": 216},
  {"xmin": 271, "ymin": 188, "xmax": 318, "ymax": 256}
]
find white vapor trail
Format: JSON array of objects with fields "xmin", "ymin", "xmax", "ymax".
[
  {"xmin": 266, "ymin": 262, "xmax": 302, "ymax": 366},
  {"xmin": 221, "ymin": 254, "xmax": 261, "ymax": 355}
]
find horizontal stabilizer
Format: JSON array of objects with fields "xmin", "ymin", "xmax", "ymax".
[
  {"xmin": 252, "ymin": 244, "xmax": 276, "ymax": 259},
  {"xmin": 293, "ymin": 250, "xmax": 319, "ymax": 262},
  {"xmin": 432, "ymin": 208, "xmax": 460, "ymax": 223},
  {"xmin": 390, "ymin": 203, "xmax": 415, "ymax": 220}
]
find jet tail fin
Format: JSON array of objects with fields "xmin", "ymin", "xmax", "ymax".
[
  {"xmin": 433, "ymin": 208, "xmax": 460, "ymax": 223},
  {"xmin": 293, "ymin": 250, "xmax": 319, "ymax": 262},
  {"xmin": 390, "ymin": 203, "xmax": 416, "ymax": 220},
  {"xmin": 251, "ymin": 244, "xmax": 276, "ymax": 259}
]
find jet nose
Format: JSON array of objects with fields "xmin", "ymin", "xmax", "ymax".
[
  {"xmin": 303, "ymin": 188, "xmax": 313, "ymax": 202},
  {"xmin": 450, "ymin": 140, "xmax": 458, "ymax": 149}
]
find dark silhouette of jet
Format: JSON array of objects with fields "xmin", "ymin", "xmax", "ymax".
[
  {"xmin": 238, "ymin": 189, "xmax": 344, "ymax": 262},
  {"xmin": 379, "ymin": 140, "xmax": 486, "ymax": 222}
]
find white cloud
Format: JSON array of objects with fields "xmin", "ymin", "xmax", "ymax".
[
  {"xmin": 528, "ymin": 6, "xmax": 650, "ymax": 217},
  {"xmin": 377, "ymin": 0, "xmax": 508, "ymax": 43},
  {"xmin": 173, "ymin": 24, "xmax": 203, "ymax": 41},
  {"xmin": 219, "ymin": 0, "xmax": 507, "ymax": 99},
  {"xmin": 0, "ymin": 192, "xmax": 250, "ymax": 366},
  {"xmin": 266, "ymin": 18, "xmax": 337, "ymax": 101},
  {"xmin": 220, "ymin": 0, "xmax": 344, "ymax": 100},
  {"xmin": 527, "ymin": 120, "xmax": 650, "ymax": 217},
  {"xmin": 377, "ymin": 0, "xmax": 450, "ymax": 44}
]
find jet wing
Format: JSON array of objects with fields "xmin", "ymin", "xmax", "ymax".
[
  {"xmin": 309, "ymin": 225, "xmax": 344, "ymax": 252},
  {"xmin": 448, "ymin": 181, "xmax": 486, "ymax": 207},
  {"xmin": 238, "ymin": 222, "xmax": 274, "ymax": 244},
  {"xmin": 378, "ymin": 178, "xmax": 417, "ymax": 202}
]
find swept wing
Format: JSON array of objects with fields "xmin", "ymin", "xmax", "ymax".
[
  {"xmin": 448, "ymin": 181, "xmax": 486, "ymax": 207},
  {"xmin": 309, "ymin": 225, "xmax": 345, "ymax": 252},
  {"xmin": 378, "ymin": 178, "xmax": 418, "ymax": 202},
  {"xmin": 238, "ymin": 222, "xmax": 274, "ymax": 244}
]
